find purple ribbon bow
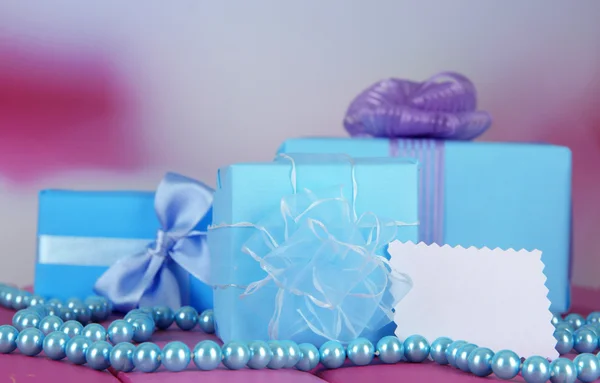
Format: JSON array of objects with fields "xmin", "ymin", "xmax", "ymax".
[
  {"xmin": 94, "ymin": 172, "xmax": 213, "ymax": 312},
  {"xmin": 343, "ymin": 72, "xmax": 492, "ymax": 140}
]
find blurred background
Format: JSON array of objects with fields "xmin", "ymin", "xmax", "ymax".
[{"xmin": 0, "ymin": 1, "xmax": 598, "ymax": 306}]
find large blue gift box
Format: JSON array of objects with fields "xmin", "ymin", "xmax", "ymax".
[
  {"xmin": 278, "ymin": 138, "xmax": 572, "ymax": 313},
  {"xmin": 34, "ymin": 189, "xmax": 213, "ymax": 312},
  {"xmin": 209, "ymin": 154, "xmax": 419, "ymax": 345}
]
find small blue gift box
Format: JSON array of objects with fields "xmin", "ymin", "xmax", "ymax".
[
  {"xmin": 278, "ymin": 138, "xmax": 572, "ymax": 313},
  {"xmin": 209, "ymin": 154, "xmax": 419, "ymax": 345},
  {"xmin": 35, "ymin": 178, "xmax": 214, "ymax": 312}
]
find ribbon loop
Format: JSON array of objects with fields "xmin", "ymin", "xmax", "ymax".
[
  {"xmin": 94, "ymin": 172, "xmax": 214, "ymax": 312},
  {"xmin": 344, "ymin": 71, "xmax": 492, "ymax": 140}
]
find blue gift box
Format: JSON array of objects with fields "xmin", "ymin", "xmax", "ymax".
[
  {"xmin": 209, "ymin": 154, "xmax": 419, "ymax": 345},
  {"xmin": 34, "ymin": 190, "xmax": 213, "ymax": 312},
  {"xmin": 278, "ymin": 138, "xmax": 573, "ymax": 313}
]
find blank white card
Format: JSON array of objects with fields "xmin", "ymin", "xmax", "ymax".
[{"xmin": 389, "ymin": 241, "xmax": 558, "ymax": 359}]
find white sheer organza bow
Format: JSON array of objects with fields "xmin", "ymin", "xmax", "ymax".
[{"xmin": 239, "ymin": 185, "xmax": 413, "ymax": 343}]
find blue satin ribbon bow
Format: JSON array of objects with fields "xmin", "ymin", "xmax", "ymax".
[{"xmin": 94, "ymin": 172, "xmax": 213, "ymax": 312}]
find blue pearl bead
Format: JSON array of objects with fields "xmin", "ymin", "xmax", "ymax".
[
  {"xmin": 445, "ymin": 340, "xmax": 467, "ymax": 367},
  {"xmin": 16, "ymin": 327, "xmax": 44, "ymax": 356},
  {"xmin": 71, "ymin": 304, "xmax": 92, "ymax": 324},
  {"xmin": 175, "ymin": 306, "xmax": 198, "ymax": 331},
  {"xmin": 193, "ymin": 340, "xmax": 222, "ymax": 370},
  {"xmin": 521, "ymin": 356, "xmax": 551, "ymax": 383},
  {"xmin": 27, "ymin": 305, "xmax": 48, "ymax": 317},
  {"xmin": 47, "ymin": 298, "xmax": 63, "ymax": 308},
  {"xmin": 66, "ymin": 335, "xmax": 92, "ymax": 364},
  {"xmin": 82, "ymin": 323, "xmax": 107, "ymax": 342},
  {"xmin": 44, "ymin": 305, "xmax": 58, "ymax": 317},
  {"xmin": 555, "ymin": 322, "xmax": 573, "ymax": 333},
  {"xmin": 138, "ymin": 306, "xmax": 154, "ymax": 316},
  {"xmin": 43, "ymin": 331, "xmax": 69, "ymax": 360},
  {"xmin": 12, "ymin": 310, "xmax": 27, "ymax": 328},
  {"xmin": 198, "ymin": 310, "xmax": 215, "ymax": 334},
  {"xmin": 162, "ymin": 341, "xmax": 191, "ymax": 372},
  {"xmin": 319, "ymin": 340, "xmax": 346, "ymax": 369},
  {"xmin": 376, "ymin": 336, "xmax": 403, "ymax": 364},
  {"xmin": 455, "ymin": 343, "xmax": 478, "ymax": 372},
  {"xmin": 467, "ymin": 347, "xmax": 494, "ymax": 377},
  {"xmin": 347, "ymin": 338, "xmax": 374, "ymax": 366},
  {"xmin": 124, "ymin": 310, "xmax": 151, "ymax": 321},
  {"xmin": 403, "ymin": 335, "xmax": 430, "ymax": 363},
  {"xmin": 58, "ymin": 307, "xmax": 76, "ymax": 321},
  {"xmin": 86, "ymin": 341, "xmax": 112, "ymax": 370},
  {"xmin": 554, "ymin": 329, "xmax": 574, "ymax": 355},
  {"xmin": 12, "ymin": 292, "xmax": 31, "ymax": 310},
  {"xmin": 66, "ymin": 298, "xmax": 83, "ymax": 309},
  {"xmin": 133, "ymin": 342, "xmax": 162, "ymax": 372},
  {"xmin": 0, "ymin": 325, "xmax": 18, "ymax": 353},
  {"xmin": 0, "ymin": 288, "xmax": 16, "ymax": 307},
  {"xmin": 574, "ymin": 328, "xmax": 598, "ymax": 353},
  {"xmin": 430, "ymin": 337, "xmax": 453, "ymax": 365},
  {"xmin": 247, "ymin": 340, "xmax": 273, "ymax": 369},
  {"xmin": 152, "ymin": 306, "xmax": 174, "ymax": 330},
  {"xmin": 580, "ymin": 324, "xmax": 599, "ymax": 336},
  {"xmin": 38, "ymin": 316, "xmax": 63, "ymax": 335},
  {"xmin": 130, "ymin": 315, "xmax": 155, "ymax": 343},
  {"xmin": 109, "ymin": 342, "xmax": 136, "ymax": 372},
  {"xmin": 490, "ymin": 349, "xmax": 520, "ymax": 380},
  {"xmin": 15, "ymin": 312, "xmax": 41, "ymax": 331},
  {"xmin": 222, "ymin": 341, "xmax": 251, "ymax": 370},
  {"xmin": 281, "ymin": 340, "xmax": 301, "ymax": 368},
  {"xmin": 551, "ymin": 314, "xmax": 562, "ymax": 326},
  {"xmin": 565, "ymin": 313, "xmax": 585, "ymax": 330},
  {"xmin": 549, "ymin": 358, "xmax": 577, "ymax": 383},
  {"xmin": 4, "ymin": 289, "xmax": 20, "ymax": 308},
  {"xmin": 84, "ymin": 296, "xmax": 110, "ymax": 322},
  {"xmin": 587, "ymin": 312, "xmax": 600, "ymax": 325},
  {"xmin": 60, "ymin": 320, "xmax": 83, "ymax": 338},
  {"xmin": 28, "ymin": 295, "xmax": 45, "ymax": 307},
  {"xmin": 267, "ymin": 341, "xmax": 288, "ymax": 369},
  {"xmin": 574, "ymin": 353, "xmax": 600, "ymax": 383},
  {"xmin": 107, "ymin": 319, "xmax": 134, "ymax": 344},
  {"xmin": 3, "ymin": 289, "xmax": 17, "ymax": 306},
  {"xmin": 296, "ymin": 343, "xmax": 320, "ymax": 371}
]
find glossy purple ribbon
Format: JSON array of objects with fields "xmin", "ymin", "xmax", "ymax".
[{"xmin": 343, "ymin": 72, "xmax": 492, "ymax": 140}]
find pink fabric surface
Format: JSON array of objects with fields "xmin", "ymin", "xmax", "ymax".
[
  {"xmin": 0, "ymin": 354, "xmax": 118, "ymax": 383},
  {"xmin": 117, "ymin": 369, "xmax": 326, "ymax": 383},
  {"xmin": 318, "ymin": 362, "xmax": 523, "ymax": 383}
]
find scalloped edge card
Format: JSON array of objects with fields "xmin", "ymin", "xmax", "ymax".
[{"xmin": 389, "ymin": 241, "xmax": 558, "ymax": 359}]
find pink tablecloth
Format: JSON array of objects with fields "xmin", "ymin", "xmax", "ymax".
[{"xmin": 1, "ymin": 302, "xmax": 577, "ymax": 383}]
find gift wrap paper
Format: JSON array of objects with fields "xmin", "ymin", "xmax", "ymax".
[
  {"xmin": 209, "ymin": 155, "xmax": 419, "ymax": 345},
  {"xmin": 278, "ymin": 138, "xmax": 572, "ymax": 313},
  {"xmin": 34, "ymin": 190, "xmax": 213, "ymax": 312}
]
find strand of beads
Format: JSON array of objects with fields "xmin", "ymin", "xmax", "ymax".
[
  {"xmin": 552, "ymin": 312, "xmax": 600, "ymax": 355},
  {"xmin": 2, "ymin": 284, "xmax": 600, "ymax": 382},
  {"xmin": 0, "ymin": 285, "xmax": 112, "ymax": 325}
]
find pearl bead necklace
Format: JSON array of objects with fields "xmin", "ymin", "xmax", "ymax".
[{"xmin": 0, "ymin": 284, "xmax": 598, "ymax": 383}]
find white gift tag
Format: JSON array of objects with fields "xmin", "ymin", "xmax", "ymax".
[{"xmin": 389, "ymin": 241, "xmax": 558, "ymax": 359}]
